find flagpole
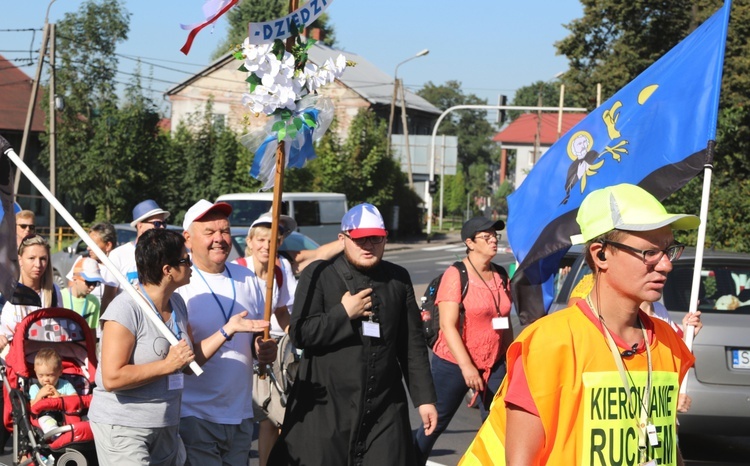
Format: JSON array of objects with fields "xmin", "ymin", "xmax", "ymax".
[
  {"xmin": 0, "ymin": 137, "xmax": 203, "ymax": 376},
  {"xmin": 262, "ymin": 0, "xmax": 299, "ymax": 341}
]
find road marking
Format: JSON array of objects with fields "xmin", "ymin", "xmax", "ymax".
[
  {"xmin": 423, "ymin": 244, "xmax": 460, "ymax": 251},
  {"xmin": 426, "ymin": 461, "xmax": 447, "ymax": 466}
]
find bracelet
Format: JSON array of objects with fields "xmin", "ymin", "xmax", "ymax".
[{"xmin": 219, "ymin": 327, "xmax": 232, "ymax": 341}]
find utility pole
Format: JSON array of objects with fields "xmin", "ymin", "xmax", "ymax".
[
  {"xmin": 532, "ymin": 84, "xmax": 543, "ymax": 165},
  {"xmin": 15, "ymin": 25, "xmax": 50, "ymax": 196},
  {"xmin": 399, "ymin": 79, "xmax": 414, "ymax": 188},
  {"xmin": 48, "ymin": 23, "xmax": 57, "ymax": 250}
]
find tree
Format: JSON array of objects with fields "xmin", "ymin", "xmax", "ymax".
[
  {"xmin": 169, "ymin": 100, "xmax": 253, "ymax": 222},
  {"xmin": 417, "ymin": 81, "xmax": 497, "ymax": 171},
  {"xmin": 555, "ymin": 0, "xmax": 697, "ymax": 109},
  {"xmin": 444, "ymin": 171, "xmax": 466, "ymax": 215},
  {"xmin": 212, "ymin": 0, "xmax": 336, "ymax": 60},
  {"xmin": 304, "ymin": 109, "xmax": 422, "ymax": 235},
  {"xmin": 42, "ymin": 0, "xmax": 131, "ymax": 221}
]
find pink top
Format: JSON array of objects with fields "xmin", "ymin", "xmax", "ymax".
[{"xmin": 432, "ymin": 264, "xmax": 512, "ymax": 374}]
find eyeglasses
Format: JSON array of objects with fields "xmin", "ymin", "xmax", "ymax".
[
  {"xmin": 172, "ymin": 257, "xmax": 192, "ymax": 267},
  {"xmin": 18, "ymin": 224, "xmax": 36, "ymax": 231},
  {"xmin": 474, "ymin": 233, "xmax": 501, "ymax": 243},
  {"xmin": 84, "ymin": 280, "xmax": 100, "ymax": 288},
  {"xmin": 600, "ymin": 240, "xmax": 685, "ymax": 265},
  {"xmin": 145, "ymin": 220, "xmax": 167, "ymax": 229},
  {"xmin": 343, "ymin": 233, "xmax": 385, "ymax": 246}
]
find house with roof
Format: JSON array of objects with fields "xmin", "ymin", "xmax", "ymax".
[
  {"xmin": 493, "ymin": 112, "xmax": 587, "ymax": 189},
  {"xmin": 166, "ymin": 41, "xmax": 441, "ymax": 143},
  {"xmin": 0, "ymin": 53, "xmax": 49, "ymax": 221}
]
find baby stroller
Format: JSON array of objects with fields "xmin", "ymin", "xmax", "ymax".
[{"xmin": 1, "ymin": 308, "xmax": 98, "ymax": 465}]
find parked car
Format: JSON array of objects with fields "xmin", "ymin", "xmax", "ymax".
[
  {"xmin": 50, "ymin": 223, "xmax": 181, "ymax": 289},
  {"xmin": 227, "ymin": 226, "xmax": 320, "ymax": 263},
  {"xmin": 553, "ymin": 246, "xmax": 750, "ymax": 435}
]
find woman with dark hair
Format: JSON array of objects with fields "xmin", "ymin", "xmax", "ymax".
[
  {"xmin": 0, "ymin": 234, "xmax": 62, "ymax": 351},
  {"xmin": 88, "ymin": 229, "xmax": 269, "ymax": 466},
  {"xmin": 414, "ymin": 217, "xmax": 513, "ymax": 465}
]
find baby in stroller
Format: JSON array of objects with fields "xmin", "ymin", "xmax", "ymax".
[
  {"xmin": 1, "ymin": 307, "xmax": 98, "ymax": 466},
  {"xmin": 29, "ymin": 348, "xmax": 77, "ymax": 436}
]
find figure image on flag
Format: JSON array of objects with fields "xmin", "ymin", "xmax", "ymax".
[{"xmin": 507, "ymin": 1, "xmax": 731, "ymax": 325}]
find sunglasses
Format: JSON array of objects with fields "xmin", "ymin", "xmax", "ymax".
[
  {"xmin": 84, "ymin": 280, "xmax": 100, "ymax": 288},
  {"xmin": 343, "ymin": 233, "xmax": 385, "ymax": 246},
  {"xmin": 172, "ymin": 257, "xmax": 192, "ymax": 267},
  {"xmin": 18, "ymin": 224, "xmax": 36, "ymax": 231},
  {"xmin": 145, "ymin": 220, "xmax": 167, "ymax": 229}
]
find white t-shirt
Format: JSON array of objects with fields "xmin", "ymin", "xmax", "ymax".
[
  {"xmin": 107, "ymin": 241, "xmax": 137, "ymax": 286},
  {"xmin": 175, "ymin": 262, "xmax": 266, "ymax": 424},
  {"xmin": 231, "ymin": 256, "xmax": 295, "ymax": 337},
  {"xmin": 1, "ymin": 285, "xmax": 63, "ymax": 339}
]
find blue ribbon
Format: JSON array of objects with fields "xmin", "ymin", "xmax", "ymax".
[{"xmin": 249, "ymin": 108, "xmax": 320, "ymax": 179}]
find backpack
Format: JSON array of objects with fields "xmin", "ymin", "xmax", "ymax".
[
  {"xmin": 422, "ymin": 261, "xmax": 508, "ymax": 350},
  {"xmin": 236, "ymin": 256, "xmax": 283, "ymax": 288}
]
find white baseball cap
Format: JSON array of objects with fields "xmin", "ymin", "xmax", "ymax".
[
  {"xmin": 251, "ymin": 211, "xmax": 297, "ymax": 238},
  {"xmin": 183, "ymin": 199, "xmax": 233, "ymax": 231}
]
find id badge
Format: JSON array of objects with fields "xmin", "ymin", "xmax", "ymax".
[
  {"xmin": 646, "ymin": 423, "xmax": 659, "ymax": 446},
  {"xmin": 492, "ymin": 317, "xmax": 509, "ymax": 330},
  {"xmin": 168, "ymin": 373, "xmax": 184, "ymax": 390},
  {"xmin": 362, "ymin": 321, "xmax": 381, "ymax": 338}
]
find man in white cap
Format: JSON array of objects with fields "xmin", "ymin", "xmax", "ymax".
[
  {"xmin": 269, "ymin": 203, "xmax": 437, "ymax": 466},
  {"xmin": 175, "ymin": 199, "xmax": 277, "ymax": 465},
  {"xmin": 108, "ymin": 199, "xmax": 170, "ymax": 286},
  {"xmin": 461, "ymin": 183, "xmax": 697, "ymax": 466}
]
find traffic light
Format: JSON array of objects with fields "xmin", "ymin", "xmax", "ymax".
[
  {"xmin": 498, "ymin": 94, "xmax": 508, "ymax": 124},
  {"xmin": 428, "ymin": 180, "xmax": 437, "ymax": 195}
]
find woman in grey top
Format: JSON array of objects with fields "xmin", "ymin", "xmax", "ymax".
[{"xmin": 89, "ymin": 229, "xmax": 269, "ymax": 466}]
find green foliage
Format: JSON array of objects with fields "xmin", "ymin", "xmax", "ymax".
[
  {"xmin": 444, "ymin": 171, "xmax": 467, "ymax": 215},
  {"xmin": 212, "ymin": 0, "xmax": 337, "ymax": 60},
  {"xmin": 417, "ymin": 80, "xmax": 497, "ymax": 171},
  {"xmin": 305, "ymin": 109, "xmax": 423, "ymax": 235},
  {"xmin": 491, "ymin": 180, "xmax": 514, "ymax": 216},
  {"xmin": 42, "ymin": 0, "xmax": 134, "ymax": 220},
  {"xmin": 169, "ymin": 101, "xmax": 253, "ymax": 223}
]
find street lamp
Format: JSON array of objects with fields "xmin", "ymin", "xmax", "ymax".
[{"xmin": 386, "ymin": 48, "xmax": 429, "ymax": 158}]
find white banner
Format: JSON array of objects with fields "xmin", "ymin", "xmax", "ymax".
[{"xmin": 247, "ymin": 0, "xmax": 334, "ymax": 44}]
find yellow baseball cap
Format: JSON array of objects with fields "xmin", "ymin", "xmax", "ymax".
[{"xmin": 572, "ymin": 184, "xmax": 699, "ymax": 244}]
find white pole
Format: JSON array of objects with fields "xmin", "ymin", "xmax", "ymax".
[
  {"xmin": 680, "ymin": 144, "xmax": 715, "ymax": 396},
  {"xmin": 2, "ymin": 143, "xmax": 203, "ymax": 376}
]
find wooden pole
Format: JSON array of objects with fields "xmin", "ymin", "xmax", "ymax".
[
  {"xmin": 15, "ymin": 24, "xmax": 50, "ymax": 197},
  {"xmin": 262, "ymin": 0, "xmax": 299, "ymax": 340}
]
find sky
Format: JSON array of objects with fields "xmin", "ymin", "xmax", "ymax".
[{"xmin": 1, "ymin": 0, "xmax": 584, "ymax": 117}]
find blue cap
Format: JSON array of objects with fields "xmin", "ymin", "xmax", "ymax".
[{"xmin": 131, "ymin": 200, "xmax": 170, "ymax": 227}]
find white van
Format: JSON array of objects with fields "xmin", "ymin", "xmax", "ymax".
[{"xmin": 215, "ymin": 192, "xmax": 348, "ymax": 245}]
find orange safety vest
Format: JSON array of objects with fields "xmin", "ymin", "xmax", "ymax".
[{"xmin": 460, "ymin": 303, "xmax": 694, "ymax": 466}]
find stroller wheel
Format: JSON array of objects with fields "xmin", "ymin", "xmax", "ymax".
[{"xmin": 56, "ymin": 449, "xmax": 87, "ymax": 466}]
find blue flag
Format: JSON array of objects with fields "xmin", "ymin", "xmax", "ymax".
[{"xmin": 508, "ymin": 2, "xmax": 731, "ymax": 324}]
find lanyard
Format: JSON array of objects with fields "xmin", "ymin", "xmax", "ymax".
[
  {"xmin": 194, "ymin": 266, "xmax": 236, "ymax": 324},
  {"xmin": 587, "ymin": 296, "xmax": 652, "ymax": 462},
  {"xmin": 466, "ymin": 257, "xmax": 502, "ymax": 317},
  {"xmin": 67, "ymin": 288, "xmax": 90, "ymax": 318},
  {"xmin": 139, "ymin": 284, "xmax": 181, "ymax": 340}
]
